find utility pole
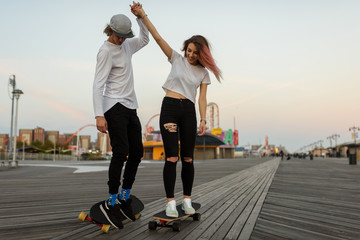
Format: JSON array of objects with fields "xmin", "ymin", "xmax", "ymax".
[
  {"xmin": 8, "ymin": 75, "xmax": 16, "ymax": 159},
  {"xmin": 327, "ymin": 135, "xmax": 333, "ymax": 148},
  {"xmin": 53, "ymin": 136, "xmax": 56, "ymax": 162},
  {"xmin": 12, "ymin": 89, "xmax": 24, "ymax": 167},
  {"xmin": 349, "ymin": 126, "xmax": 359, "ymax": 164},
  {"xmin": 333, "ymin": 134, "xmax": 340, "ymax": 157},
  {"xmin": 319, "ymin": 140, "xmax": 324, "ymax": 157},
  {"xmin": 329, "ymin": 134, "xmax": 340, "ymax": 157}
]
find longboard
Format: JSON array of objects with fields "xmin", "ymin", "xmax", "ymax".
[
  {"xmin": 78, "ymin": 195, "xmax": 144, "ymax": 233},
  {"xmin": 148, "ymin": 202, "xmax": 201, "ymax": 232}
]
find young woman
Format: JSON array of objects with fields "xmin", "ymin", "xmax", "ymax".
[
  {"xmin": 92, "ymin": 3, "xmax": 149, "ymax": 228},
  {"xmin": 132, "ymin": 3, "xmax": 222, "ymax": 217}
]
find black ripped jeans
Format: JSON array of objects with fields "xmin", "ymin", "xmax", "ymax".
[
  {"xmin": 160, "ymin": 97, "xmax": 197, "ymax": 198},
  {"xmin": 104, "ymin": 102, "xmax": 143, "ymax": 194}
]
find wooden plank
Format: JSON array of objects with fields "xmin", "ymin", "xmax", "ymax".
[
  {"xmin": 238, "ymin": 161, "xmax": 279, "ymax": 240},
  {"xmin": 250, "ymin": 158, "xmax": 360, "ymax": 240},
  {"xmin": 253, "ymin": 218, "xmax": 346, "ymax": 240},
  {"xmin": 223, "ymin": 169, "xmax": 274, "ymax": 239}
]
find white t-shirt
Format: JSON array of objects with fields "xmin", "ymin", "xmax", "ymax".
[
  {"xmin": 93, "ymin": 18, "xmax": 149, "ymax": 117},
  {"xmin": 162, "ymin": 50, "xmax": 211, "ymax": 103}
]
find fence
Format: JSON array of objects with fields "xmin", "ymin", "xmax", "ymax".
[{"xmin": 0, "ymin": 152, "xmax": 78, "ymax": 161}]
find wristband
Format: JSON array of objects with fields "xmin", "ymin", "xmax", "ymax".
[{"xmin": 200, "ymin": 118, "xmax": 207, "ymax": 124}]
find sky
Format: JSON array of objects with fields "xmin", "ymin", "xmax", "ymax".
[{"xmin": 0, "ymin": 0, "xmax": 359, "ymax": 152}]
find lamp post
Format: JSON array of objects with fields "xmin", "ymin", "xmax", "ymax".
[
  {"xmin": 8, "ymin": 75, "xmax": 16, "ymax": 159},
  {"xmin": 328, "ymin": 134, "xmax": 340, "ymax": 157},
  {"xmin": 327, "ymin": 135, "xmax": 334, "ymax": 157},
  {"xmin": 318, "ymin": 140, "xmax": 324, "ymax": 157},
  {"xmin": 349, "ymin": 126, "xmax": 359, "ymax": 164},
  {"xmin": 333, "ymin": 134, "xmax": 340, "ymax": 157},
  {"xmin": 22, "ymin": 140, "xmax": 25, "ymax": 161},
  {"xmin": 327, "ymin": 136, "xmax": 333, "ymax": 149},
  {"xmin": 53, "ymin": 136, "xmax": 56, "ymax": 162},
  {"xmin": 76, "ymin": 133, "xmax": 80, "ymax": 160},
  {"xmin": 12, "ymin": 89, "xmax": 24, "ymax": 167}
]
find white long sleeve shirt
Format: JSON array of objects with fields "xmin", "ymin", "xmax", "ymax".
[{"xmin": 93, "ymin": 18, "xmax": 149, "ymax": 117}]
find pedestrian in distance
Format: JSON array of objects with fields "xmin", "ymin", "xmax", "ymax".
[
  {"xmin": 92, "ymin": 2, "xmax": 149, "ymax": 228},
  {"xmin": 131, "ymin": 2, "xmax": 222, "ymax": 218}
]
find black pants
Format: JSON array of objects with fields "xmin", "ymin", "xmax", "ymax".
[
  {"xmin": 160, "ymin": 97, "xmax": 197, "ymax": 198},
  {"xmin": 104, "ymin": 103, "xmax": 143, "ymax": 194}
]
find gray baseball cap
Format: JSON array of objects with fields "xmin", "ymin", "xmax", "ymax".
[{"xmin": 109, "ymin": 14, "xmax": 134, "ymax": 38}]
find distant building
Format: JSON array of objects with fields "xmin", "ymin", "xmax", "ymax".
[
  {"xmin": 312, "ymin": 148, "xmax": 330, "ymax": 157},
  {"xmin": 251, "ymin": 145, "xmax": 262, "ymax": 151},
  {"xmin": 97, "ymin": 133, "xmax": 111, "ymax": 154},
  {"xmin": 14, "ymin": 128, "xmax": 92, "ymax": 150},
  {"xmin": 0, "ymin": 134, "xmax": 9, "ymax": 150},
  {"xmin": 46, "ymin": 131, "xmax": 59, "ymax": 144},
  {"xmin": 19, "ymin": 129, "xmax": 33, "ymax": 145},
  {"xmin": 33, "ymin": 127, "xmax": 45, "ymax": 143},
  {"xmin": 58, "ymin": 134, "xmax": 67, "ymax": 145},
  {"xmin": 80, "ymin": 135, "xmax": 91, "ymax": 150}
]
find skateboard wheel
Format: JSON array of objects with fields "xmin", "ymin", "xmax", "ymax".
[
  {"xmin": 135, "ymin": 212, "xmax": 141, "ymax": 220},
  {"xmin": 172, "ymin": 222, "xmax": 180, "ymax": 232},
  {"xmin": 78, "ymin": 211, "xmax": 87, "ymax": 222},
  {"xmin": 149, "ymin": 221, "xmax": 157, "ymax": 230},
  {"xmin": 101, "ymin": 224, "xmax": 110, "ymax": 233},
  {"xmin": 192, "ymin": 213, "xmax": 201, "ymax": 221}
]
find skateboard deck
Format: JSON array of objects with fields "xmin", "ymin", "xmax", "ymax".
[
  {"xmin": 78, "ymin": 195, "xmax": 144, "ymax": 233},
  {"xmin": 148, "ymin": 202, "xmax": 201, "ymax": 232}
]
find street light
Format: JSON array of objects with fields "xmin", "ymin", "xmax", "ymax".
[
  {"xmin": 318, "ymin": 140, "xmax": 324, "ymax": 157},
  {"xmin": 349, "ymin": 126, "xmax": 359, "ymax": 164},
  {"xmin": 53, "ymin": 136, "xmax": 56, "ymax": 162},
  {"xmin": 328, "ymin": 134, "xmax": 340, "ymax": 157},
  {"xmin": 12, "ymin": 89, "xmax": 24, "ymax": 167},
  {"xmin": 8, "ymin": 75, "xmax": 16, "ymax": 157},
  {"xmin": 333, "ymin": 134, "xmax": 340, "ymax": 157},
  {"xmin": 327, "ymin": 135, "xmax": 333, "ymax": 149}
]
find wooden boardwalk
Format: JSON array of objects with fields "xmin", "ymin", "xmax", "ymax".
[
  {"xmin": 53, "ymin": 159, "xmax": 279, "ymax": 240},
  {"xmin": 1, "ymin": 157, "xmax": 359, "ymax": 240}
]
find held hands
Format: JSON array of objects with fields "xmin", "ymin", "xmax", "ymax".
[
  {"xmin": 96, "ymin": 116, "xmax": 108, "ymax": 134},
  {"xmin": 198, "ymin": 121, "xmax": 206, "ymax": 136},
  {"xmin": 130, "ymin": 1, "xmax": 146, "ymax": 18}
]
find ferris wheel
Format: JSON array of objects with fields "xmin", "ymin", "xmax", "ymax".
[{"xmin": 206, "ymin": 102, "xmax": 219, "ymax": 130}]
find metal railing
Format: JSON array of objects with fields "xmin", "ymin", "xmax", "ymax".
[{"xmin": 0, "ymin": 152, "xmax": 77, "ymax": 161}]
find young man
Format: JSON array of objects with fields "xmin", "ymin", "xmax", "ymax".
[{"xmin": 92, "ymin": 4, "xmax": 149, "ymax": 228}]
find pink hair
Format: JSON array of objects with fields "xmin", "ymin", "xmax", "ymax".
[{"xmin": 182, "ymin": 35, "xmax": 222, "ymax": 82}]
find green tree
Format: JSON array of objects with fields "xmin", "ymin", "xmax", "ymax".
[
  {"xmin": 42, "ymin": 139, "xmax": 55, "ymax": 150},
  {"xmin": 31, "ymin": 140, "xmax": 43, "ymax": 148},
  {"xmin": 16, "ymin": 141, "xmax": 27, "ymax": 149}
]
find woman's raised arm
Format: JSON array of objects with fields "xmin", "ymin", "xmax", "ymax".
[{"xmin": 131, "ymin": 2, "xmax": 172, "ymax": 59}]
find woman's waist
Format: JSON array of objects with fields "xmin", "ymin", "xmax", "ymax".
[{"xmin": 165, "ymin": 90, "xmax": 187, "ymax": 99}]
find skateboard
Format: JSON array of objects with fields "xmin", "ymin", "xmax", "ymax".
[
  {"xmin": 78, "ymin": 195, "xmax": 144, "ymax": 233},
  {"xmin": 148, "ymin": 202, "xmax": 201, "ymax": 232}
]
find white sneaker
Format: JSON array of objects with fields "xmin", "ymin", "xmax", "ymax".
[
  {"xmin": 166, "ymin": 200, "xmax": 178, "ymax": 217},
  {"xmin": 182, "ymin": 198, "xmax": 195, "ymax": 215}
]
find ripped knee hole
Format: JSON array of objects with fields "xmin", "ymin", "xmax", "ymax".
[
  {"xmin": 183, "ymin": 157, "xmax": 193, "ymax": 163},
  {"xmin": 164, "ymin": 123, "xmax": 177, "ymax": 132},
  {"xmin": 166, "ymin": 157, "xmax": 178, "ymax": 162}
]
